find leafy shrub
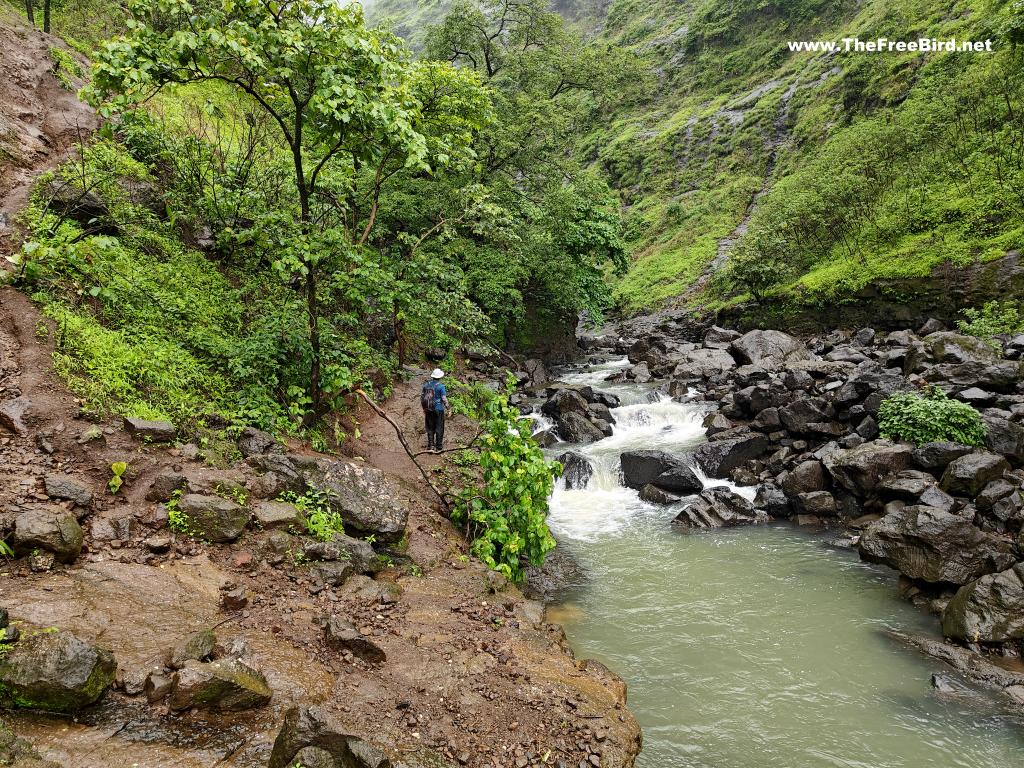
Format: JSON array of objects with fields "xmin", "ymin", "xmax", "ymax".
[
  {"xmin": 956, "ymin": 300, "xmax": 1024, "ymax": 347},
  {"xmin": 280, "ymin": 490, "xmax": 344, "ymax": 542},
  {"xmin": 451, "ymin": 379, "xmax": 559, "ymax": 582},
  {"xmin": 877, "ymin": 388, "xmax": 987, "ymax": 447},
  {"xmin": 49, "ymin": 47, "xmax": 84, "ymax": 90}
]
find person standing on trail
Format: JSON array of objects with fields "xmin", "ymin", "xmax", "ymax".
[{"xmin": 421, "ymin": 368, "xmax": 450, "ymax": 452}]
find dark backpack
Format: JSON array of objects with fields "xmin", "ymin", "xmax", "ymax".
[{"xmin": 421, "ymin": 381, "xmax": 437, "ymax": 412}]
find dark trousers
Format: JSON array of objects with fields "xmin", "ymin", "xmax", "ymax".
[{"xmin": 425, "ymin": 410, "xmax": 445, "ymax": 449}]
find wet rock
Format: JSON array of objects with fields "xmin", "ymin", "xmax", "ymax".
[
  {"xmin": 556, "ymin": 412, "xmax": 605, "ymax": 444},
  {"xmin": 303, "ymin": 459, "xmax": 411, "ymax": 542},
  {"xmin": 672, "ymin": 488, "xmax": 767, "ymax": 530},
  {"xmin": 730, "ymin": 330, "xmax": 814, "ymax": 370},
  {"xmin": 940, "ymin": 453, "xmax": 1010, "ymax": 497},
  {"xmin": 859, "ymin": 506, "xmax": 1016, "ymax": 584},
  {"xmin": 981, "ymin": 415, "xmax": 1024, "ymax": 463},
  {"xmin": 942, "ymin": 564, "xmax": 1024, "ymax": 643},
  {"xmin": 238, "ymin": 426, "xmax": 281, "ymax": 457},
  {"xmin": 703, "ymin": 326, "xmax": 741, "ymax": 349},
  {"xmin": 907, "ymin": 332, "xmax": 999, "ymax": 370},
  {"xmin": 639, "ymin": 484, "xmax": 682, "ymax": 505},
  {"xmin": 123, "ymin": 416, "xmax": 176, "ymax": 442},
  {"xmin": 0, "ymin": 630, "xmax": 116, "ymax": 712},
  {"xmin": 254, "ymin": 501, "xmax": 304, "ymax": 530},
  {"xmin": 323, "ymin": 616, "xmax": 386, "ymax": 664},
  {"xmin": 42, "ymin": 474, "xmax": 92, "ymax": 507},
  {"xmin": 0, "ymin": 718, "xmax": 61, "ymax": 768},
  {"xmin": 0, "ymin": 396, "xmax": 31, "ymax": 436},
  {"xmin": 145, "ymin": 471, "xmax": 187, "ymax": 502},
  {"xmin": 168, "ymin": 658, "xmax": 272, "ymax": 712},
  {"xmin": 287, "ymin": 747, "xmax": 336, "ymax": 768},
  {"xmin": 557, "ymin": 451, "xmax": 594, "ymax": 490},
  {"xmin": 917, "ymin": 485, "xmax": 956, "ymax": 514},
  {"xmin": 176, "ymin": 494, "xmax": 249, "ymax": 542},
  {"xmin": 303, "ymin": 533, "xmax": 379, "ymax": 573},
  {"xmin": 11, "ymin": 508, "xmax": 83, "ymax": 563},
  {"xmin": 221, "ymin": 586, "xmax": 249, "ymax": 611},
  {"xmin": 823, "ymin": 441, "xmax": 913, "ymax": 497},
  {"xmin": 145, "ymin": 671, "xmax": 174, "ymax": 704},
  {"xmin": 620, "ymin": 450, "xmax": 686, "ymax": 490},
  {"xmin": 167, "ymin": 629, "xmax": 216, "ymax": 670},
  {"xmin": 691, "ymin": 434, "xmax": 768, "ymax": 478},
  {"xmin": 912, "ymin": 441, "xmax": 974, "ymax": 471},
  {"xmin": 652, "ymin": 465, "xmax": 704, "ymax": 494},
  {"xmin": 269, "ymin": 705, "xmax": 392, "ymax": 768},
  {"xmin": 781, "ymin": 460, "xmax": 826, "ymax": 496},
  {"xmin": 795, "ymin": 491, "xmax": 837, "ymax": 516},
  {"xmin": 541, "ymin": 389, "xmax": 589, "ymax": 418},
  {"xmin": 877, "ymin": 470, "xmax": 937, "ymax": 502},
  {"xmin": 76, "ymin": 425, "xmax": 105, "ymax": 445},
  {"xmin": 754, "ymin": 484, "xmax": 790, "ymax": 517},
  {"xmin": 703, "ymin": 412, "xmax": 732, "ymax": 436},
  {"xmin": 307, "ymin": 561, "xmax": 356, "ymax": 587}
]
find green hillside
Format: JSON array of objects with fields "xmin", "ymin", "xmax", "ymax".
[{"xmin": 374, "ymin": 0, "xmax": 1024, "ymax": 316}]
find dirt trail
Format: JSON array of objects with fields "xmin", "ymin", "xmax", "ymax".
[{"xmin": 0, "ymin": 6, "xmax": 96, "ymax": 257}]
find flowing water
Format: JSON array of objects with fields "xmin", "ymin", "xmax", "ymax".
[{"xmin": 543, "ymin": 356, "xmax": 1024, "ymax": 768}]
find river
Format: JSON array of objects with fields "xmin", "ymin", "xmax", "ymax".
[{"xmin": 541, "ymin": 355, "xmax": 1024, "ymax": 768}]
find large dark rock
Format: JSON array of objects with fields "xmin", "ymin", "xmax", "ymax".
[
  {"xmin": 43, "ymin": 474, "xmax": 93, "ymax": 507},
  {"xmin": 730, "ymin": 330, "xmax": 814, "ymax": 371},
  {"xmin": 940, "ymin": 453, "xmax": 1010, "ymax": 497},
  {"xmin": 620, "ymin": 450, "xmax": 686, "ymax": 490},
  {"xmin": 269, "ymin": 705, "xmax": 391, "ymax": 768},
  {"xmin": 168, "ymin": 658, "xmax": 272, "ymax": 712},
  {"xmin": 941, "ymin": 564, "xmax": 1024, "ymax": 643},
  {"xmin": 556, "ymin": 412, "xmax": 605, "ymax": 444},
  {"xmin": 906, "ymin": 332, "xmax": 1000, "ymax": 370},
  {"xmin": 877, "ymin": 470, "xmax": 937, "ymax": 502},
  {"xmin": 541, "ymin": 389, "xmax": 589, "ymax": 418},
  {"xmin": 754, "ymin": 484, "xmax": 791, "ymax": 517},
  {"xmin": 167, "ymin": 629, "xmax": 216, "ymax": 669},
  {"xmin": 176, "ymin": 494, "xmax": 249, "ymax": 542},
  {"xmin": 823, "ymin": 441, "xmax": 913, "ymax": 497},
  {"xmin": 859, "ymin": 506, "xmax": 1016, "ymax": 584},
  {"xmin": 781, "ymin": 460, "xmax": 826, "ymax": 497},
  {"xmin": 238, "ymin": 426, "xmax": 282, "ymax": 457},
  {"xmin": 691, "ymin": 435, "xmax": 768, "ymax": 478},
  {"xmin": 557, "ymin": 451, "xmax": 594, "ymax": 490},
  {"xmin": 923, "ymin": 361, "xmax": 1024, "ymax": 392},
  {"xmin": 11, "ymin": 508, "xmax": 83, "ymax": 563},
  {"xmin": 981, "ymin": 415, "xmax": 1024, "ymax": 463},
  {"xmin": 778, "ymin": 399, "xmax": 830, "ymax": 434},
  {"xmin": 304, "ymin": 459, "xmax": 411, "ymax": 542},
  {"xmin": 672, "ymin": 488, "xmax": 767, "ymax": 530},
  {"xmin": 703, "ymin": 326, "xmax": 741, "ymax": 349},
  {"xmin": 0, "ymin": 631, "xmax": 116, "ymax": 712},
  {"xmin": 652, "ymin": 465, "xmax": 704, "ymax": 494},
  {"xmin": 912, "ymin": 441, "xmax": 974, "ymax": 471}
]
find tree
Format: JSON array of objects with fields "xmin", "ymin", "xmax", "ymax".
[{"xmin": 88, "ymin": 0, "xmax": 485, "ymax": 417}]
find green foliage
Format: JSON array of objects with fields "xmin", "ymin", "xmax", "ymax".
[
  {"xmin": 166, "ymin": 490, "xmax": 196, "ymax": 536},
  {"xmin": 48, "ymin": 47, "xmax": 83, "ymax": 91},
  {"xmin": 957, "ymin": 300, "xmax": 1024, "ymax": 346},
  {"xmin": 0, "ymin": 541, "xmax": 13, "ymax": 558},
  {"xmin": 451, "ymin": 379, "xmax": 559, "ymax": 582},
  {"xmin": 728, "ymin": 231, "xmax": 792, "ymax": 302},
  {"xmin": 280, "ymin": 490, "xmax": 344, "ymax": 542},
  {"xmin": 107, "ymin": 461, "xmax": 127, "ymax": 494},
  {"xmin": 878, "ymin": 388, "xmax": 987, "ymax": 447}
]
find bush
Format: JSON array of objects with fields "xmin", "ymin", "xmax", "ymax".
[
  {"xmin": 877, "ymin": 388, "xmax": 987, "ymax": 447},
  {"xmin": 956, "ymin": 300, "xmax": 1024, "ymax": 347}
]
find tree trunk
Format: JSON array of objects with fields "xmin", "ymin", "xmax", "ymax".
[
  {"xmin": 42, "ymin": 0, "xmax": 50, "ymax": 33},
  {"xmin": 25, "ymin": 0, "xmax": 34, "ymax": 26}
]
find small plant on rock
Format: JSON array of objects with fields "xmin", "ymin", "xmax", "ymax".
[
  {"xmin": 279, "ymin": 490, "xmax": 343, "ymax": 542},
  {"xmin": 107, "ymin": 462, "xmax": 128, "ymax": 494},
  {"xmin": 0, "ymin": 541, "xmax": 13, "ymax": 558},
  {"xmin": 956, "ymin": 300, "xmax": 1024, "ymax": 349},
  {"xmin": 878, "ymin": 387, "xmax": 987, "ymax": 446},
  {"xmin": 167, "ymin": 490, "xmax": 196, "ymax": 536}
]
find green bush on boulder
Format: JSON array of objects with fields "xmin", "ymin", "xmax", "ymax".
[{"xmin": 878, "ymin": 388, "xmax": 986, "ymax": 447}]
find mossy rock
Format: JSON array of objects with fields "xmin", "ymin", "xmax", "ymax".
[{"xmin": 0, "ymin": 631, "xmax": 116, "ymax": 712}]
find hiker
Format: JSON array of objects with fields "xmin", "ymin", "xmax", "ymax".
[{"xmin": 421, "ymin": 368, "xmax": 450, "ymax": 452}]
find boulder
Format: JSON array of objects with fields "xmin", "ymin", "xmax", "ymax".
[
  {"xmin": 703, "ymin": 326, "xmax": 741, "ymax": 349},
  {"xmin": 269, "ymin": 706, "xmax": 392, "ymax": 768},
  {"xmin": 0, "ymin": 396, "xmax": 32, "ymax": 436},
  {"xmin": 43, "ymin": 474, "xmax": 93, "ymax": 507},
  {"xmin": 859, "ymin": 506, "xmax": 1016, "ymax": 584},
  {"xmin": 912, "ymin": 442, "xmax": 973, "ymax": 471},
  {"xmin": 673, "ymin": 488, "xmax": 767, "ymax": 530},
  {"xmin": 794, "ymin": 491, "xmax": 837, "ymax": 516},
  {"xmin": 907, "ymin": 332, "xmax": 999, "ymax": 370},
  {"xmin": 323, "ymin": 616, "xmax": 386, "ymax": 663},
  {"xmin": 11, "ymin": 508, "xmax": 83, "ymax": 563},
  {"xmin": 639, "ymin": 484, "xmax": 682, "ymax": 505},
  {"xmin": 981, "ymin": 415, "xmax": 1024, "ymax": 463},
  {"xmin": 168, "ymin": 658, "xmax": 272, "ymax": 712},
  {"xmin": 691, "ymin": 434, "xmax": 768, "ymax": 478},
  {"xmin": 781, "ymin": 460, "xmax": 826, "ymax": 497},
  {"xmin": 652, "ymin": 465, "xmax": 704, "ymax": 494},
  {"xmin": 123, "ymin": 416, "xmax": 176, "ymax": 442},
  {"xmin": 823, "ymin": 441, "xmax": 913, "ymax": 497},
  {"xmin": 541, "ymin": 389, "xmax": 589, "ymax": 418},
  {"xmin": 778, "ymin": 399, "xmax": 830, "ymax": 434},
  {"xmin": 303, "ymin": 459, "xmax": 410, "ymax": 542},
  {"xmin": 555, "ymin": 412, "xmax": 605, "ymax": 444},
  {"xmin": 254, "ymin": 501, "xmax": 305, "ymax": 530},
  {"xmin": 176, "ymin": 494, "xmax": 249, "ymax": 542},
  {"xmin": 941, "ymin": 564, "xmax": 1024, "ymax": 643},
  {"xmin": 730, "ymin": 330, "xmax": 814, "ymax": 371},
  {"xmin": 238, "ymin": 426, "xmax": 281, "ymax": 457},
  {"xmin": 620, "ymin": 450, "xmax": 685, "ymax": 490},
  {"xmin": 145, "ymin": 471, "xmax": 187, "ymax": 502},
  {"xmin": 557, "ymin": 451, "xmax": 594, "ymax": 490},
  {"xmin": 303, "ymin": 534, "xmax": 379, "ymax": 573},
  {"xmin": 923, "ymin": 361, "xmax": 1024, "ymax": 392},
  {"xmin": 877, "ymin": 470, "xmax": 937, "ymax": 502},
  {"xmin": 754, "ymin": 484, "xmax": 791, "ymax": 517},
  {"xmin": 167, "ymin": 629, "xmax": 216, "ymax": 670},
  {"xmin": 0, "ymin": 631, "xmax": 116, "ymax": 712},
  {"xmin": 940, "ymin": 453, "xmax": 1010, "ymax": 497}
]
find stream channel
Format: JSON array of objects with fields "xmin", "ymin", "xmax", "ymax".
[{"xmin": 539, "ymin": 354, "xmax": 1024, "ymax": 768}]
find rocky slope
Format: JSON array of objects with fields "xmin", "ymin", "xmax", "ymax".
[
  {"xmin": 534, "ymin": 310, "xmax": 1024, "ymax": 708},
  {"xmin": 0, "ymin": 290, "xmax": 641, "ymax": 767}
]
